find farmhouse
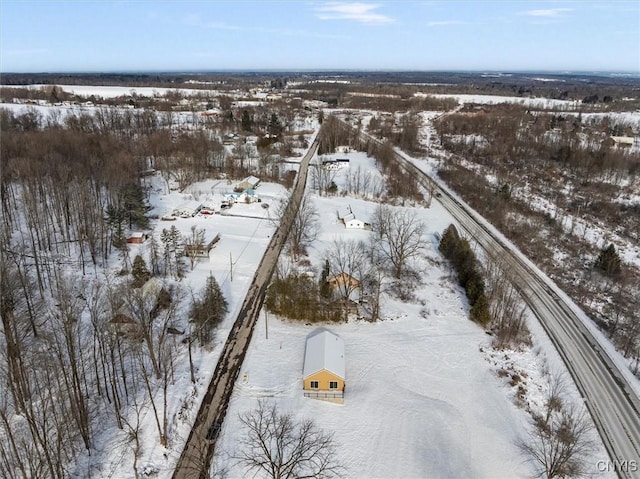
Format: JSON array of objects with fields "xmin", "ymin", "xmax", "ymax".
[
  {"xmin": 303, "ymin": 328, "xmax": 345, "ymax": 403},
  {"xmin": 235, "ymin": 175, "xmax": 260, "ymax": 191},
  {"xmin": 183, "ymin": 232, "xmax": 221, "ymax": 258}
]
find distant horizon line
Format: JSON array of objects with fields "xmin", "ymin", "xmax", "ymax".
[{"xmin": 1, "ymin": 68, "xmax": 639, "ymax": 77}]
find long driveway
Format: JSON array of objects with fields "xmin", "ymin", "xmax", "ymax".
[{"xmin": 172, "ymin": 137, "xmax": 319, "ymax": 479}]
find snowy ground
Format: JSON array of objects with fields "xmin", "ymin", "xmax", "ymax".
[
  {"xmin": 5, "ymin": 84, "xmax": 220, "ymax": 98},
  {"xmin": 77, "ymin": 175, "xmax": 291, "ymax": 479},
  {"xmin": 425, "ymin": 92, "xmax": 581, "ymax": 110},
  {"xmin": 210, "ymin": 150, "xmax": 612, "ymax": 478}
]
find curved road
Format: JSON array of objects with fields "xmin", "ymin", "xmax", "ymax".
[
  {"xmin": 172, "ymin": 137, "xmax": 319, "ymax": 479},
  {"xmin": 352, "ymin": 122, "xmax": 640, "ymax": 478}
]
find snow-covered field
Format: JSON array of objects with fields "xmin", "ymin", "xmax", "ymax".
[
  {"xmin": 425, "ymin": 92, "xmax": 581, "ymax": 109},
  {"xmin": 215, "ymin": 314, "xmax": 531, "ymax": 478},
  {"xmin": 7, "ymin": 84, "xmax": 219, "ymax": 98},
  {"xmin": 209, "ymin": 151, "xmax": 611, "ymax": 478}
]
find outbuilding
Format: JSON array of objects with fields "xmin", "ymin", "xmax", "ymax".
[
  {"xmin": 172, "ymin": 201, "xmax": 202, "ymax": 218},
  {"xmin": 235, "ymin": 175, "xmax": 261, "ymax": 191},
  {"xmin": 127, "ymin": 232, "xmax": 148, "ymax": 244},
  {"xmin": 302, "ymin": 328, "xmax": 345, "ymax": 403}
]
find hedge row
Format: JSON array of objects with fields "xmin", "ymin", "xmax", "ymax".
[{"xmin": 439, "ymin": 224, "xmax": 491, "ymax": 327}]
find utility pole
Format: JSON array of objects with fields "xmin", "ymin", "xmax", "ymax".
[
  {"xmin": 265, "ymin": 310, "xmax": 269, "ymax": 340},
  {"xmin": 230, "ymin": 252, "xmax": 233, "ymax": 282}
]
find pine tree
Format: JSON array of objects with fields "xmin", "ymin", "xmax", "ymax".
[
  {"xmin": 470, "ymin": 294, "xmax": 491, "ymax": 327},
  {"xmin": 120, "ymin": 182, "xmax": 149, "ymax": 229},
  {"xmin": 319, "ymin": 259, "xmax": 332, "ymax": 299},
  {"xmin": 595, "ymin": 244, "xmax": 621, "ymax": 277},
  {"xmin": 106, "ymin": 203, "xmax": 126, "ymax": 249},
  {"xmin": 242, "ymin": 110, "xmax": 252, "ymax": 132},
  {"xmin": 438, "ymin": 224, "xmax": 460, "ymax": 259},
  {"xmin": 268, "ymin": 113, "xmax": 282, "ymax": 136},
  {"xmin": 190, "ymin": 274, "xmax": 229, "ymax": 345},
  {"xmin": 131, "ymin": 255, "xmax": 151, "ymax": 288}
]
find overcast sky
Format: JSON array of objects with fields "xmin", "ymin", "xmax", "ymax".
[{"xmin": 1, "ymin": 1, "xmax": 638, "ymax": 73}]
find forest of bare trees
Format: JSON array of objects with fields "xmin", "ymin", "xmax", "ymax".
[
  {"xmin": 433, "ymin": 104, "xmax": 639, "ymax": 373},
  {"xmin": 0, "ymin": 97, "xmax": 312, "ymax": 475}
]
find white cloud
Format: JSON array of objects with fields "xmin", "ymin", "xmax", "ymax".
[
  {"xmin": 522, "ymin": 8, "xmax": 573, "ymax": 17},
  {"xmin": 315, "ymin": 2, "xmax": 395, "ymax": 24}
]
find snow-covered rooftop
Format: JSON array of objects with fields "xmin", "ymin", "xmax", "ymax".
[{"xmin": 302, "ymin": 328, "xmax": 345, "ymax": 379}]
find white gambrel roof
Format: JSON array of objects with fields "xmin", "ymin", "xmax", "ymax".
[{"xmin": 303, "ymin": 329, "xmax": 345, "ymax": 379}]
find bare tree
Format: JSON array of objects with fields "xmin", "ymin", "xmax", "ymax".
[
  {"xmin": 310, "ymin": 158, "xmax": 338, "ymax": 196},
  {"xmin": 482, "ymin": 251, "xmax": 529, "ymax": 347},
  {"xmin": 372, "ymin": 205, "xmax": 425, "ymax": 279},
  {"xmin": 183, "ymin": 225, "xmax": 206, "ymax": 270},
  {"xmin": 235, "ymin": 401, "xmax": 343, "ymax": 479},
  {"xmin": 519, "ymin": 372, "xmax": 595, "ymax": 479},
  {"xmin": 325, "ymin": 238, "xmax": 367, "ymax": 300},
  {"xmin": 279, "ymin": 193, "xmax": 318, "ymax": 261}
]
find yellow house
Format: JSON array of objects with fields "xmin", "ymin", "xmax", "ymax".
[{"xmin": 302, "ymin": 329, "xmax": 345, "ymax": 403}]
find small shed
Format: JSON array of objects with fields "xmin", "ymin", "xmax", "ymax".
[{"xmin": 303, "ymin": 328, "xmax": 345, "ymax": 403}]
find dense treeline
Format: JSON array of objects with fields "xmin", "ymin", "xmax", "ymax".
[
  {"xmin": 438, "ymin": 225, "xmax": 491, "ymax": 326},
  {"xmin": 439, "ymin": 163, "xmax": 638, "ymax": 360}
]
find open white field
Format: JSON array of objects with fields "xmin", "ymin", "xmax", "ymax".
[{"xmin": 211, "ymin": 150, "xmax": 541, "ymax": 478}]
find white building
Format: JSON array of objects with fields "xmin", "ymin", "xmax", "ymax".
[{"xmin": 337, "ymin": 205, "xmax": 369, "ymax": 230}]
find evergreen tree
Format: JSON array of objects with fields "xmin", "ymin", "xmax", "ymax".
[
  {"xmin": 319, "ymin": 259, "xmax": 332, "ymax": 299},
  {"xmin": 106, "ymin": 203, "xmax": 126, "ymax": 249},
  {"xmin": 438, "ymin": 224, "xmax": 460, "ymax": 259},
  {"xmin": 120, "ymin": 182, "xmax": 149, "ymax": 229},
  {"xmin": 595, "ymin": 244, "xmax": 621, "ymax": 277},
  {"xmin": 190, "ymin": 274, "xmax": 229, "ymax": 345},
  {"xmin": 242, "ymin": 110, "xmax": 252, "ymax": 132},
  {"xmin": 470, "ymin": 294, "xmax": 491, "ymax": 327},
  {"xmin": 268, "ymin": 113, "xmax": 282, "ymax": 136},
  {"xmin": 131, "ymin": 255, "xmax": 151, "ymax": 288}
]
